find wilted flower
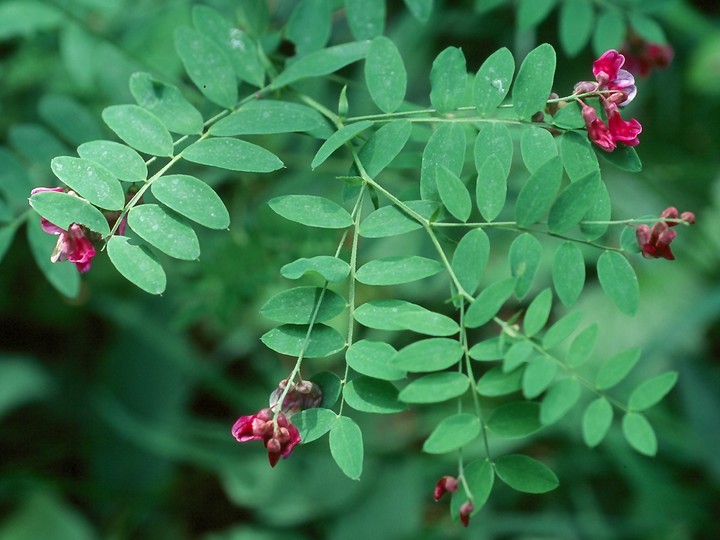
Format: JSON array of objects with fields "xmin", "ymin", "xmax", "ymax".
[
  {"xmin": 231, "ymin": 407, "xmax": 301, "ymax": 467},
  {"xmin": 269, "ymin": 378, "xmax": 323, "ymax": 416},
  {"xmin": 433, "ymin": 475, "xmax": 459, "ymax": 501}
]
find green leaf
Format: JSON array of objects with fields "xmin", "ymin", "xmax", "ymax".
[
  {"xmin": 421, "ymin": 123, "xmax": 466, "ymax": 201},
  {"xmin": 597, "ymin": 251, "xmax": 639, "ymax": 316},
  {"xmin": 0, "ymin": 225, "xmax": 17, "ymax": 264},
  {"xmin": 422, "ymin": 413, "xmax": 480, "ymax": 454},
  {"xmin": 346, "ymin": 340, "xmax": 405, "ymax": 381},
  {"xmin": 392, "ymin": 338, "xmax": 464, "ymax": 372},
  {"xmin": 394, "ymin": 310, "xmax": 460, "ymax": 337},
  {"xmin": 404, "ymin": 0, "xmax": 433, "ymax": 22},
  {"xmin": 294, "ymin": 408, "xmax": 337, "ymax": 443},
  {"xmin": 486, "ymin": 401, "xmax": 542, "ymax": 438},
  {"xmin": 192, "ymin": 5, "xmax": 265, "ymax": 87},
  {"xmin": 494, "ymin": 454, "xmax": 559, "ymax": 493},
  {"xmin": 355, "ymin": 256, "xmax": 442, "ymax": 285},
  {"xmin": 559, "ymin": 131, "xmax": 600, "ymax": 180},
  {"xmin": 503, "ymin": 341, "xmax": 533, "ymax": 372},
  {"xmin": 476, "ymin": 155, "xmax": 507, "ymax": 221},
  {"xmin": 582, "ymin": 397, "xmax": 613, "ymax": 447},
  {"xmin": 128, "ymin": 204, "xmax": 199, "ymax": 260},
  {"xmin": 286, "ymin": 0, "xmax": 332, "ymax": 56},
  {"xmin": 593, "ymin": 9, "xmax": 626, "ymax": 56},
  {"xmin": 0, "ymin": 358, "xmax": 51, "ymax": 420},
  {"xmin": 509, "ymin": 233, "xmax": 542, "ymax": 299},
  {"xmin": 260, "ymin": 286, "xmax": 346, "ymax": 324},
  {"xmin": 595, "ymin": 347, "xmax": 640, "ymax": 390},
  {"xmin": 515, "ymin": 156, "xmax": 562, "ymax": 227},
  {"xmin": 102, "ymin": 105, "xmax": 174, "ymax": 157},
  {"xmin": 476, "ymin": 366, "xmax": 524, "ymax": 396},
  {"xmin": 315, "ymin": 371, "xmax": 342, "ymax": 408},
  {"xmin": 260, "ymin": 324, "xmax": 346, "ymax": 358},
  {"xmin": 451, "ymin": 460, "xmax": 494, "ymax": 521},
  {"xmin": 540, "ymin": 378, "xmax": 581, "ymax": 425},
  {"xmin": 522, "ymin": 355, "xmax": 558, "ymax": 399},
  {"xmin": 330, "ymin": 416, "xmax": 363, "ymax": 480},
  {"xmin": 345, "ymin": 0, "xmax": 385, "ymax": 40},
  {"xmin": 628, "ymin": 371, "xmax": 678, "ymax": 411},
  {"xmin": 473, "ymin": 47, "xmax": 514, "ymax": 116},
  {"xmin": 474, "ymin": 123, "xmax": 513, "ymax": 177},
  {"xmin": 26, "ymin": 217, "xmax": 80, "ymax": 299},
  {"xmin": 520, "ymin": 126, "xmax": 558, "ymax": 173},
  {"xmin": 50, "ymin": 157, "xmax": 124, "ymax": 211},
  {"xmin": 38, "ymin": 94, "xmax": 104, "ymax": 146},
  {"xmin": 357, "ymin": 120, "xmax": 413, "ymax": 177},
  {"xmin": 629, "ymin": 13, "xmax": 667, "ymax": 44},
  {"xmin": 183, "ymin": 138, "xmax": 284, "ymax": 172},
  {"xmin": 174, "ymin": 26, "xmax": 237, "ymax": 109},
  {"xmin": 359, "ymin": 201, "xmax": 438, "ymax": 237},
  {"xmin": 548, "ymin": 172, "xmax": 601, "ymax": 233},
  {"xmin": 129, "ymin": 73, "xmax": 204, "ymax": 135},
  {"xmin": 210, "ymin": 101, "xmax": 326, "ymax": 136},
  {"xmin": 151, "ymin": 174, "xmax": 230, "ymax": 229},
  {"xmin": 398, "ymin": 372, "xmax": 469, "ymax": 404},
  {"xmin": 567, "ymin": 324, "xmax": 598, "ymax": 367},
  {"xmin": 77, "ymin": 140, "xmax": 148, "ymax": 183},
  {"xmin": 365, "ymin": 36, "xmax": 406, "ymax": 113},
  {"xmin": 465, "ymin": 278, "xmax": 517, "ymax": 328},
  {"xmin": 451, "ymin": 228, "xmax": 490, "ymax": 296},
  {"xmin": 559, "ymin": 0, "xmax": 594, "ymax": 56},
  {"xmin": 579, "ymin": 180, "xmax": 611, "ymax": 240},
  {"xmin": 622, "ymin": 412, "xmax": 657, "ymax": 456},
  {"xmin": 552, "ymin": 241, "xmax": 585, "ymax": 307},
  {"xmin": 311, "ymin": 121, "xmax": 374, "ymax": 170},
  {"xmin": 354, "ymin": 299, "xmax": 428, "ymax": 330},
  {"xmin": 106, "ymin": 236, "xmax": 166, "ymax": 295},
  {"xmin": 524, "ymin": 288, "xmax": 552, "ymax": 337},
  {"xmin": 281, "ymin": 256, "xmax": 350, "ymax": 282},
  {"xmin": 437, "ymin": 165, "xmax": 472, "ymax": 222},
  {"xmin": 518, "ymin": 0, "xmax": 556, "ymax": 30},
  {"xmin": 597, "ymin": 144, "xmax": 642, "ymax": 172},
  {"xmin": 512, "ymin": 43, "xmax": 556, "ymax": 121},
  {"xmin": 344, "ymin": 376, "xmax": 404, "ymax": 414},
  {"xmin": 269, "ymin": 195, "xmax": 352, "ymax": 229},
  {"xmin": 29, "ymin": 191, "xmax": 110, "ymax": 236},
  {"xmin": 0, "ymin": 1, "xmax": 62, "ymax": 39},
  {"xmin": 542, "ymin": 310, "xmax": 583, "ymax": 349},
  {"xmin": 430, "ymin": 47, "xmax": 467, "ymax": 114},
  {"xmin": 271, "ymin": 41, "xmax": 370, "ymax": 89}
]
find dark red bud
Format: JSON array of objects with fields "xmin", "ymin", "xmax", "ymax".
[{"xmin": 459, "ymin": 502, "xmax": 474, "ymax": 527}]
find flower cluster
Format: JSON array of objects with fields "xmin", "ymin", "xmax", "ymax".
[
  {"xmin": 231, "ymin": 379, "xmax": 322, "ymax": 467},
  {"xmin": 29, "ymin": 187, "xmax": 97, "ymax": 273},
  {"xmin": 636, "ymin": 207, "xmax": 695, "ymax": 260},
  {"xmin": 575, "ymin": 50, "xmax": 643, "ymax": 152},
  {"xmin": 622, "ymin": 38, "xmax": 673, "ymax": 77},
  {"xmin": 231, "ymin": 408, "xmax": 301, "ymax": 467},
  {"xmin": 434, "ymin": 475, "xmax": 474, "ymax": 527}
]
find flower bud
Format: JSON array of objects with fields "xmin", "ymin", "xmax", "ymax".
[
  {"xmin": 459, "ymin": 501, "xmax": 474, "ymax": 527},
  {"xmin": 433, "ymin": 475, "xmax": 458, "ymax": 501},
  {"xmin": 681, "ymin": 211, "xmax": 696, "ymax": 225}
]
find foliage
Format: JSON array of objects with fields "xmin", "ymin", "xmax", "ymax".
[{"xmin": 1, "ymin": 0, "xmax": 720, "ymax": 538}]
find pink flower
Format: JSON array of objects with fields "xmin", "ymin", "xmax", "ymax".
[
  {"xmin": 636, "ymin": 207, "xmax": 695, "ymax": 260},
  {"xmin": 592, "ymin": 50, "xmax": 637, "ymax": 105},
  {"xmin": 231, "ymin": 408, "xmax": 301, "ymax": 467},
  {"xmin": 459, "ymin": 501, "xmax": 474, "ymax": 527},
  {"xmin": 606, "ymin": 103, "xmax": 642, "ymax": 146},
  {"xmin": 30, "ymin": 187, "xmax": 97, "ymax": 273},
  {"xmin": 581, "ymin": 103, "xmax": 616, "ymax": 151},
  {"xmin": 622, "ymin": 42, "xmax": 674, "ymax": 77},
  {"xmin": 433, "ymin": 475, "xmax": 459, "ymax": 501}
]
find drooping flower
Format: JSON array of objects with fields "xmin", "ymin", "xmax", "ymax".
[
  {"xmin": 459, "ymin": 501, "xmax": 474, "ymax": 527},
  {"xmin": 581, "ymin": 103, "xmax": 616, "ymax": 151},
  {"xmin": 622, "ymin": 41, "xmax": 674, "ymax": 77},
  {"xmin": 636, "ymin": 207, "xmax": 695, "ymax": 260},
  {"xmin": 433, "ymin": 475, "xmax": 459, "ymax": 501},
  {"xmin": 606, "ymin": 103, "xmax": 642, "ymax": 146},
  {"xmin": 29, "ymin": 187, "xmax": 97, "ymax": 273},
  {"xmin": 231, "ymin": 407, "xmax": 301, "ymax": 467}
]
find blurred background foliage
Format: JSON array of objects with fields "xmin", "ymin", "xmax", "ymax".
[{"xmin": 1, "ymin": 0, "xmax": 720, "ymax": 538}]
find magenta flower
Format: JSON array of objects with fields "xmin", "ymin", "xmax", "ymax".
[
  {"xmin": 231, "ymin": 408, "xmax": 301, "ymax": 467},
  {"xmin": 30, "ymin": 187, "xmax": 97, "ymax": 273},
  {"xmin": 592, "ymin": 50, "xmax": 637, "ymax": 105},
  {"xmin": 636, "ymin": 207, "xmax": 695, "ymax": 260},
  {"xmin": 581, "ymin": 103, "xmax": 616, "ymax": 151},
  {"xmin": 433, "ymin": 475, "xmax": 459, "ymax": 501},
  {"xmin": 622, "ymin": 42, "xmax": 674, "ymax": 77},
  {"xmin": 606, "ymin": 103, "xmax": 642, "ymax": 146}
]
